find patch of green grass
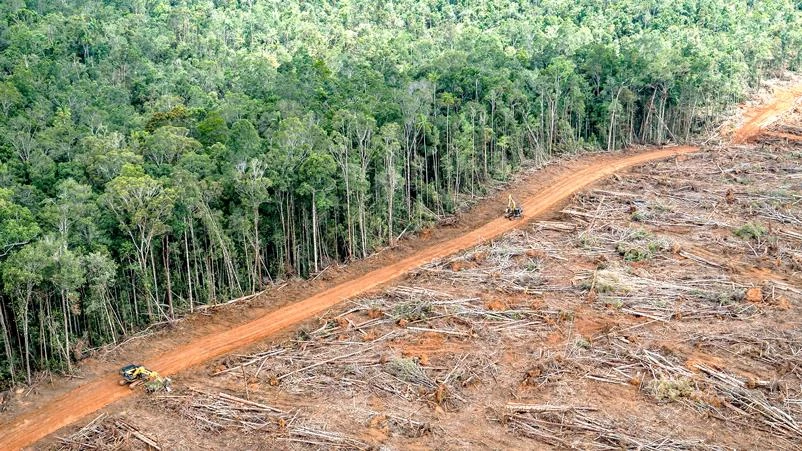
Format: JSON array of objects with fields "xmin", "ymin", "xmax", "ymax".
[{"xmin": 733, "ymin": 222, "xmax": 767, "ymax": 240}]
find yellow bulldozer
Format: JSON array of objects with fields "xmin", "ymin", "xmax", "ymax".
[
  {"xmin": 504, "ymin": 194, "xmax": 523, "ymax": 220},
  {"xmin": 119, "ymin": 364, "xmax": 172, "ymax": 393}
]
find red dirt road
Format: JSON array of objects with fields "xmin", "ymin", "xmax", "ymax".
[
  {"xmin": 1, "ymin": 86, "xmax": 799, "ymax": 450},
  {"xmin": 732, "ymin": 84, "xmax": 802, "ymax": 143}
]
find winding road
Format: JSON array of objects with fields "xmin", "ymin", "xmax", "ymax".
[{"xmin": 1, "ymin": 85, "xmax": 800, "ymax": 450}]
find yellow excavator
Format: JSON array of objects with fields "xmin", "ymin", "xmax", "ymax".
[
  {"xmin": 119, "ymin": 364, "xmax": 172, "ymax": 393},
  {"xmin": 504, "ymin": 194, "xmax": 523, "ymax": 220}
]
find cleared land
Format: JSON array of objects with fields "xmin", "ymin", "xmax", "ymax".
[{"xmin": 2, "ymin": 86, "xmax": 801, "ymax": 450}]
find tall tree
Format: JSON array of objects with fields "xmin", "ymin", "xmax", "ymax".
[
  {"xmin": 235, "ymin": 158, "xmax": 272, "ymax": 290},
  {"xmin": 104, "ymin": 164, "xmax": 174, "ymax": 321},
  {"xmin": 2, "ymin": 242, "xmax": 48, "ymax": 383}
]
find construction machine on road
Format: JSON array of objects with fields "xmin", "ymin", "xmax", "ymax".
[
  {"xmin": 119, "ymin": 364, "xmax": 172, "ymax": 393},
  {"xmin": 504, "ymin": 194, "xmax": 523, "ymax": 219}
]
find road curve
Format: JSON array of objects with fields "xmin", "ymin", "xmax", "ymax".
[
  {"xmin": 2, "ymin": 85, "xmax": 800, "ymax": 450},
  {"xmin": 732, "ymin": 85, "xmax": 802, "ymax": 144}
]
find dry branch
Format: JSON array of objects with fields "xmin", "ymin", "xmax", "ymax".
[
  {"xmin": 56, "ymin": 415, "xmax": 161, "ymax": 451},
  {"xmin": 504, "ymin": 407, "xmax": 717, "ymax": 450}
]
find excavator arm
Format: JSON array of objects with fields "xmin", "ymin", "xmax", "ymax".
[{"xmin": 505, "ymin": 194, "xmax": 522, "ymax": 219}]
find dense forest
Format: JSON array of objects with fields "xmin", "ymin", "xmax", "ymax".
[{"xmin": 0, "ymin": 0, "xmax": 800, "ymax": 385}]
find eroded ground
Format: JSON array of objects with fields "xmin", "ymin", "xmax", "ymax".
[{"xmin": 51, "ymin": 109, "xmax": 802, "ymax": 450}]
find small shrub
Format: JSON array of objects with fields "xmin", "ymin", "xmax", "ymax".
[
  {"xmin": 578, "ymin": 235, "xmax": 600, "ymax": 249},
  {"xmin": 652, "ymin": 202, "xmax": 671, "ymax": 213},
  {"xmin": 696, "ymin": 289, "xmax": 741, "ymax": 306},
  {"xmin": 385, "ymin": 357, "xmax": 430, "ymax": 385},
  {"xmin": 582, "ymin": 269, "xmax": 632, "ymax": 294},
  {"xmin": 733, "ymin": 222, "xmax": 767, "ymax": 240},
  {"xmin": 614, "ymin": 229, "xmax": 671, "ymax": 262},
  {"xmin": 616, "ymin": 239, "xmax": 669, "ymax": 262},
  {"xmin": 296, "ymin": 329, "xmax": 312, "ymax": 341},
  {"xmin": 647, "ymin": 240, "xmax": 667, "ymax": 254},
  {"xmin": 393, "ymin": 302, "xmax": 433, "ymax": 321},
  {"xmin": 631, "ymin": 210, "xmax": 647, "ymax": 222},
  {"xmin": 718, "ymin": 291, "xmax": 740, "ymax": 305},
  {"xmin": 617, "ymin": 243, "xmax": 649, "ymax": 261},
  {"xmin": 647, "ymin": 377, "xmax": 694, "ymax": 402}
]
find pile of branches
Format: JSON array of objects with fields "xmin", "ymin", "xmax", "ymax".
[
  {"xmin": 502, "ymin": 404, "xmax": 717, "ymax": 450},
  {"xmin": 172, "ymin": 390, "xmax": 290, "ymax": 433},
  {"xmin": 694, "ymin": 364, "xmax": 801, "ymax": 441},
  {"xmin": 565, "ymin": 188, "xmax": 733, "ymax": 232},
  {"xmin": 161, "ymin": 390, "xmax": 369, "ymax": 450},
  {"xmin": 416, "ymin": 232, "xmax": 545, "ymax": 293},
  {"xmin": 576, "ymin": 146, "xmax": 802, "ymax": 235},
  {"xmin": 383, "ymin": 286, "xmax": 558, "ymax": 338},
  {"xmin": 56, "ymin": 414, "xmax": 161, "ymax": 450},
  {"xmin": 578, "ymin": 265, "xmax": 759, "ymax": 321},
  {"xmin": 688, "ymin": 330, "xmax": 802, "ymax": 379},
  {"xmin": 519, "ymin": 349, "xmax": 588, "ymax": 388},
  {"xmin": 759, "ymin": 201, "xmax": 801, "ymax": 228},
  {"xmin": 578, "ymin": 342, "xmax": 801, "ymax": 445},
  {"xmin": 212, "ymin": 287, "xmax": 553, "ymax": 410},
  {"xmin": 772, "ymin": 124, "xmax": 802, "ymax": 136}
]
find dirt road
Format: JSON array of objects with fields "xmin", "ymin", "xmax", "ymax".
[
  {"xmin": 732, "ymin": 84, "xmax": 802, "ymax": 143},
  {"xmin": 1, "ymin": 85, "xmax": 799, "ymax": 450}
]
